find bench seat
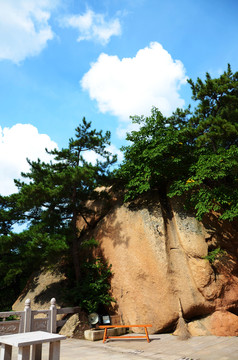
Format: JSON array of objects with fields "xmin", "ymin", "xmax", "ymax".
[{"xmin": 99, "ymin": 324, "xmax": 152, "ymax": 343}]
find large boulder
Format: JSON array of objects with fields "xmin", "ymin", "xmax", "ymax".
[
  {"xmin": 78, "ymin": 192, "xmax": 238, "ymax": 335},
  {"xmin": 59, "ymin": 312, "xmax": 90, "ymax": 338},
  {"xmin": 188, "ymin": 311, "xmax": 238, "ymax": 336}
]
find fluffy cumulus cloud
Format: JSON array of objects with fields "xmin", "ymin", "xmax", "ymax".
[
  {"xmin": 60, "ymin": 8, "xmax": 121, "ymax": 45},
  {"xmin": 0, "ymin": 124, "xmax": 58, "ymax": 195},
  {"xmin": 81, "ymin": 42, "xmax": 187, "ymax": 135},
  {"xmin": 82, "ymin": 144, "xmax": 123, "ymax": 165},
  {"xmin": 0, "ymin": 0, "xmax": 58, "ymax": 63}
]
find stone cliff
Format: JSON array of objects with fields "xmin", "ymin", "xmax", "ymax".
[{"xmin": 77, "ymin": 190, "xmax": 238, "ymax": 336}]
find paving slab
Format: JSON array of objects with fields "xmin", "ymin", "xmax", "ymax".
[
  {"xmin": 8, "ymin": 333, "xmax": 238, "ymax": 359},
  {"xmin": 60, "ymin": 333, "xmax": 238, "ymax": 360}
]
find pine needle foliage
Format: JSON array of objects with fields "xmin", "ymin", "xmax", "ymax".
[{"xmin": 0, "ymin": 119, "xmax": 116, "ymax": 309}]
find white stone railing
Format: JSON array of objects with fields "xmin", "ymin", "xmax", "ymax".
[{"xmin": 0, "ymin": 298, "xmax": 80, "ymax": 336}]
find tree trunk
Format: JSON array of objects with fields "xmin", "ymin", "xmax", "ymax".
[
  {"xmin": 72, "ymin": 212, "xmax": 81, "ymax": 283},
  {"xmin": 71, "ymin": 181, "xmax": 81, "ymax": 283}
]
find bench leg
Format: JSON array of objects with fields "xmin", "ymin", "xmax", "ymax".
[
  {"xmin": 103, "ymin": 328, "xmax": 108, "ymax": 343},
  {"xmin": 1, "ymin": 344, "xmax": 12, "ymax": 360},
  {"xmin": 18, "ymin": 346, "xmax": 30, "ymax": 360},
  {"xmin": 32, "ymin": 343, "xmax": 42, "ymax": 360},
  {"xmin": 144, "ymin": 327, "xmax": 150, "ymax": 343},
  {"xmin": 49, "ymin": 341, "xmax": 60, "ymax": 360}
]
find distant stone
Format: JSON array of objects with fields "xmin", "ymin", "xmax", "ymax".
[{"xmin": 59, "ymin": 312, "xmax": 90, "ymax": 338}]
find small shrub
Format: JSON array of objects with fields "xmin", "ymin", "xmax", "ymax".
[
  {"xmin": 204, "ymin": 247, "xmax": 226, "ymax": 263},
  {"xmin": 66, "ymin": 238, "xmax": 115, "ymax": 313}
]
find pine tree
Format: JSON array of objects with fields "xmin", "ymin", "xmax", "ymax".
[{"xmin": 0, "ymin": 119, "xmax": 116, "ymax": 288}]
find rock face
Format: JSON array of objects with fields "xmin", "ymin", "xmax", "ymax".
[
  {"xmin": 78, "ymin": 191, "xmax": 238, "ymax": 335},
  {"xmin": 12, "ymin": 268, "xmax": 67, "ymax": 311}
]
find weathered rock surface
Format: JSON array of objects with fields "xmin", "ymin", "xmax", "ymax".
[
  {"xmin": 12, "ymin": 268, "xmax": 90, "ymax": 338},
  {"xmin": 14, "ymin": 190, "xmax": 238, "ymax": 337},
  {"xmin": 210, "ymin": 310, "xmax": 238, "ymax": 336},
  {"xmin": 12, "ymin": 268, "xmax": 67, "ymax": 311},
  {"xmin": 78, "ymin": 192, "xmax": 238, "ymax": 335},
  {"xmin": 188, "ymin": 311, "xmax": 238, "ymax": 336},
  {"xmin": 59, "ymin": 312, "xmax": 90, "ymax": 338}
]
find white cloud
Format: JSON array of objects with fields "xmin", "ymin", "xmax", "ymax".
[
  {"xmin": 81, "ymin": 42, "xmax": 187, "ymax": 127},
  {"xmin": 116, "ymin": 122, "xmax": 141, "ymax": 140},
  {"xmin": 82, "ymin": 144, "xmax": 123, "ymax": 165},
  {"xmin": 60, "ymin": 8, "xmax": 121, "ymax": 45},
  {"xmin": 0, "ymin": 0, "xmax": 58, "ymax": 63},
  {"xmin": 106, "ymin": 144, "xmax": 124, "ymax": 163},
  {"xmin": 0, "ymin": 124, "xmax": 58, "ymax": 195}
]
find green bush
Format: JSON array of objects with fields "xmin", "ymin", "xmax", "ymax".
[
  {"xmin": 204, "ymin": 247, "xmax": 226, "ymax": 264},
  {"xmin": 66, "ymin": 238, "xmax": 115, "ymax": 313}
]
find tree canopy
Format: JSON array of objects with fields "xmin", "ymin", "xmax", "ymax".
[{"xmin": 118, "ymin": 65, "xmax": 238, "ymax": 221}]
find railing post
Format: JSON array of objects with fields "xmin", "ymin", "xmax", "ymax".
[
  {"xmin": 50, "ymin": 298, "xmax": 57, "ymax": 333},
  {"xmin": 24, "ymin": 299, "xmax": 31, "ymax": 332}
]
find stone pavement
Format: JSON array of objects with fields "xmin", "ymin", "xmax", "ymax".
[
  {"xmin": 9, "ymin": 333, "xmax": 238, "ymax": 359},
  {"xmin": 59, "ymin": 333, "xmax": 238, "ymax": 360}
]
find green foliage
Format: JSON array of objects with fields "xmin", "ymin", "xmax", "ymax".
[
  {"xmin": 118, "ymin": 65, "xmax": 238, "ymax": 221},
  {"xmin": 169, "ymin": 65, "xmax": 238, "ymax": 220},
  {"xmin": 0, "ymin": 119, "xmax": 116, "ymax": 310},
  {"xmin": 76, "ymin": 257, "xmax": 114, "ymax": 313},
  {"xmin": 204, "ymin": 247, "xmax": 226, "ymax": 264},
  {"xmin": 81, "ymin": 237, "xmax": 99, "ymax": 248},
  {"xmin": 117, "ymin": 106, "xmax": 194, "ymax": 200},
  {"xmin": 65, "ymin": 238, "xmax": 115, "ymax": 313}
]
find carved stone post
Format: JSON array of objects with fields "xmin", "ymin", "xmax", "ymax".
[
  {"xmin": 50, "ymin": 298, "xmax": 57, "ymax": 333},
  {"xmin": 24, "ymin": 299, "xmax": 31, "ymax": 332}
]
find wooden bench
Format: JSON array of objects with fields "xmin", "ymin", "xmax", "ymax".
[{"xmin": 99, "ymin": 324, "xmax": 152, "ymax": 343}]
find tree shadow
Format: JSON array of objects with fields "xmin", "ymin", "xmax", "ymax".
[
  {"xmin": 18, "ymin": 272, "xmax": 40, "ymax": 301},
  {"xmin": 97, "ymin": 207, "xmax": 131, "ymax": 248},
  {"xmin": 202, "ymin": 212, "xmax": 238, "ymax": 276},
  {"xmin": 33, "ymin": 279, "xmax": 68, "ymax": 305},
  {"xmin": 18, "ymin": 268, "xmax": 68, "ymax": 306},
  {"xmin": 81, "ymin": 202, "xmax": 131, "ymax": 249}
]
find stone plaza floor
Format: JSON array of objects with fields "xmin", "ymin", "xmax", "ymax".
[{"xmin": 9, "ymin": 333, "xmax": 238, "ymax": 359}]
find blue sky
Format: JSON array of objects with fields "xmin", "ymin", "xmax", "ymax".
[{"xmin": 0, "ymin": 0, "xmax": 238, "ymax": 195}]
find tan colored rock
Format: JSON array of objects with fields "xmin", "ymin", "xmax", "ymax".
[
  {"xmin": 188, "ymin": 311, "xmax": 238, "ymax": 336},
  {"xmin": 15, "ymin": 191, "xmax": 238, "ymax": 336},
  {"xmin": 188, "ymin": 257, "xmax": 222, "ymax": 300},
  {"xmin": 59, "ymin": 314, "xmax": 81, "ymax": 337},
  {"xmin": 95, "ymin": 204, "xmax": 178, "ymax": 333},
  {"xmin": 188, "ymin": 316, "xmax": 212, "ymax": 336},
  {"xmin": 12, "ymin": 268, "xmax": 67, "ymax": 311},
  {"xmin": 78, "ymin": 192, "xmax": 238, "ymax": 334},
  {"xmin": 59, "ymin": 312, "xmax": 90, "ymax": 338},
  {"xmin": 210, "ymin": 310, "xmax": 238, "ymax": 336}
]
